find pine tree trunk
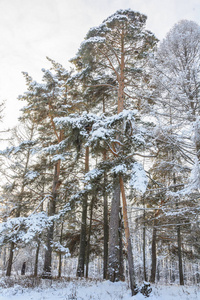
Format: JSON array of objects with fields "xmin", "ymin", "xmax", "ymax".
[
  {"xmin": 6, "ymin": 208, "xmax": 21, "ymax": 277},
  {"xmin": 34, "ymin": 174, "xmax": 46, "ymax": 278},
  {"xmin": 116, "ymin": 34, "xmax": 137, "ymax": 293},
  {"xmin": 76, "ymin": 195, "xmax": 87, "ymax": 277},
  {"xmin": 119, "ymin": 176, "xmax": 137, "ymax": 296},
  {"xmin": 173, "ymin": 172, "xmax": 184, "ymax": 286},
  {"xmin": 102, "ymin": 98, "xmax": 109, "ymax": 280},
  {"xmin": 34, "ymin": 241, "xmax": 40, "ymax": 277},
  {"xmin": 103, "ymin": 151, "xmax": 109, "ymax": 279},
  {"xmin": 108, "ymin": 174, "xmax": 120, "ymax": 281},
  {"xmin": 6, "ymin": 241, "xmax": 15, "ymax": 276},
  {"xmin": 42, "ymin": 161, "xmax": 59, "ymax": 278},
  {"xmin": 118, "ymin": 208, "xmax": 125, "ymax": 281},
  {"xmin": 103, "ymin": 184, "xmax": 109, "ymax": 279},
  {"xmin": 43, "ymin": 223, "xmax": 54, "ymax": 278},
  {"xmin": 177, "ymin": 224, "xmax": 184, "ymax": 285},
  {"xmin": 58, "ymin": 222, "xmax": 64, "ymax": 278},
  {"xmin": 85, "ymin": 196, "xmax": 94, "ymax": 278},
  {"xmin": 150, "ymin": 221, "xmax": 157, "ymax": 283},
  {"xmin": 34, "ymin": 171, "xmax": 46, "ymax": 278},
  {"xmin": 3, "ymin": 247, "xmax": 7, "ymax": 273},
  {"xmin": 76, "ymin": 146, "xmax": 89, "ymax": 277},
  {"xmin": 143, "ymin": 199, "xmax": 147, "ymax": 282},
  {"xmin": 58, "ymin": 252, "xmax": 62, "ymax": 278}
]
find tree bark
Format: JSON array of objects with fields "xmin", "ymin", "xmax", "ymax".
[
  {"xmin": 103, "ymin": 151, "xmax": 109, "ymax": 279},
  {"xmin": 108, "ymin": 174, "xmax": 120, "ymax": 281},
  {"xmin": 103, "ymin": 97, "xmax": 109, "ymax": 279},
  {"xmin": 118, "ymin": 207, "xmax": 125, "ymax": 281},
  {"xmin": 58, "ymin": 221, "xmax": 64, "ymax": 278},
  {"xmin": 177, "ymin": 224, "xmax": 184, "ymax": 285},
  {"xmin": 85, "ymin": 196, "xmax": 94, "ymax": 278},
  {"xmin": 43, "ymin": 223, "xmax": 54, "ymax": 278},
  {"xmin": 42, "ymin": 161, "xmax": 59, "ymax": 278},
  {"xmin": 21, "ymin": 262, "xmax": 26, "ymax": 275},
  {"xmin": 142, "ymin": 198, "xmax": 147, "ymax": 282},
  {"xmin": 150, "ymin": 221, "xmax": 157, "ymax": 283},
  {"xmin": 115, "ymin": 34, "xmax": 137, "ymax": 294},
  {"xmin": 119, "ymin": 176, "xmax": 137, "ymax": 296},
  {"xmin": 76, "ymin": 146, "xmax": 89, "ymax": 277},
  {"xmin": 6, "ymin": 241, "xmax": 15, "ymax": 277},
  {"xmin": 76, "ymin": 194, "xmax": 88, "ymax": 277},
  {"xmin": 34, "ymin": 241, "xmax": 40, "ymax": 277},
  {"xmin": 34, "ymin": 168, "xmax": 46, "ymax": 278},
  {"xmin": 6, "ymin": 208, "xmax": 21, "ymax": 277},
  {"xmin": 173, "ymin": 170, "xmax": 184, "ymax": 286}
]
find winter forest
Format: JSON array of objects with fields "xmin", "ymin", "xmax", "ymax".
[{"xmin": 0, "ymin": 8, "xmax": 200, "ymax": 299}]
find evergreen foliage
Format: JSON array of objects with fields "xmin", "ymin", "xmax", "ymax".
[{"xmin": 0, "ymin": 9, "xmax": 199, "ymax": 295}]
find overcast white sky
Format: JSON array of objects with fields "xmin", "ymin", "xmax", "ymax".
[{"xmin": 0, "ymin": 0, "xmax": 199, "ymax": 128}]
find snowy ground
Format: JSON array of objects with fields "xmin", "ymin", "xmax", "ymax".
[{"xmin": 0, "ymin": 278, "xmax": 199, "ymax": 300}]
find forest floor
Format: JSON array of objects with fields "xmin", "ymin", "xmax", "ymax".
[{"xmin": 0, "ymin": 277, "xmax": 199, "ymax": 299}]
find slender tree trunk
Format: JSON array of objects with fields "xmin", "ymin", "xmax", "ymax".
[
  {"xmin": 173, "ymin": 171, "xmax": 184, "ymax": 286},
  {"xmin": 21, "ymin": 262, "xmax": 26, "ymax": 275},
  {"xmin": 77, "ymin": 146, "xmax": 89, "ymax": 277},
  {"xmin": 6, "ymin": 131, "xmax": 34, "ymax": 277},
  {"xmin": 42, "ymin": 161, "xmax": 60, "ymax": 278},
  {"xmin": 34, "ymin": 169, "xmax": 46, "ymax": 278},
  {"xmin": 108, "ymin": 174, "xmax": 120, "ymax": 281},
  {"xmin": 43, "ymin": 223, "xmax": 54, "ymax": 278},
  {"xmin": 177, "ymin": 224, "xmax": 184, "ymax": 285},
  {"xmin": 119, "ymin": 176, "xmax": 137, "ymax": 296},
  {"xmin": 102, "ymin": 97, "xmax": 109, "ymax": 279},
  {"xmin": 3, "ymin": 247, "xmax": 7, "ymax": 273},
  {"xmin": 143, "ymin": 198, "xmax": 147, "ymax": 282},
  {"xmin": 6, "ymin": 208, "xmax": 21, "ymax": 277},
  {"xmin": 76, "ymin": 194, "xmax": 87, "ymax": 277},
  {"xmin": 58, "ymin": 251, "xmax": 62, "ymax": 278},
  {"xmin": 6, "ymin": 241, "xmax": 15, "ymax": 276},
  {"xmin": 103, "ymin": 151, "xmax": 109, "ymax": 279},
  {"xmin": 58, "ymin": 221, "xmax": 64, "ymax": 278},
  {"xmin": 34, "ymin": 241, "xmax": 40, "ymax": 277},
  {"xmin": 150, "ymin": 221, "xmax": 157, "ymax": 283},
  {"xmin": 103, "ymin": 177, "xmax": 109, "ymax": 279},
  {"xmin": 118, "ymin": 207, "xmax": 125, "ymax": 281},
  {"xmin": 85, "ymin": 196, "xmax": 94, "ymax": 278}
]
